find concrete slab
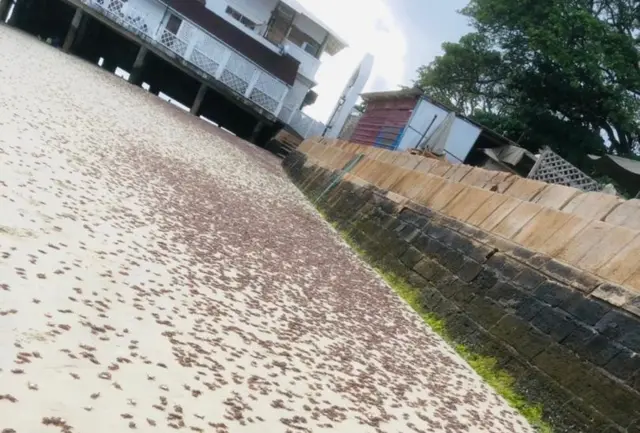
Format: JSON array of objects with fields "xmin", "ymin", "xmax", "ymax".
[
  {"xmin": 597, "ymin": 236, "xmax": 640, "ymax": 286},
  {"xmin": 532, "ymin": 184, "xmax": 581, "ymax": 210},
  {"xmin": 367, "ymin": 161, "xmax": 401, "ymax": 188},
  {"xmin": 466, "ymin": 194, "xmax": 510, "ymax": 227},
  {"xmin": 425, "ymin": 182, "xmax": 469, "ymax": 212},
  {"xmin": 319, "ymin": 146, "xmax": 343, "ymax": 168},
  {"xmin": 459, "ymin": 167, "xmax": 499, "ymax": 189},
  {"xmin": 514, "ymin": 208, "xmax": 574, "ymax": 251},
  {"xmin": 576, "ymin": 225, "xmax": 639, "ymax": 273},
  {"xmin": 305, "ymin": 141, "xmax": 328, "ymax": 162},
  {"xmin": 414, "ymin": 158, "xmax": 452, "ymax": 177},
  {"xmin": 562, "ymin": 191, "xmax": 624, "ymax": 221},
  {"xmin": 492, "ymin": 201, "xmax": 544, "ymax": 240},
  {"xmin": 393, "ymin": 153, "xmax": 422, "ymax": 170},
  {"xmin": 428, "ymin": 160, "xmax": 453, "ymax": 177},
  {"xmin": 331, "ymin": 150, "xmax": 358, "ymax": 171},
  {"xmin": 378, "ymin": 165, "xmax": 412, "ymax": 191},
  {"xmin": 298, "ymin": 139, "xmax": 316, "ymax": 154},
  {"xmin": 374, "ymin": 149, "xmax": 399, "ymax": 165},
  {"xmin": 391, "ymin": 172, "xmax": 443, "ymax": 202},
  {"xmin": 442, "ymin": 165, "xmax": 474, "ymax": 183},
  {"xmin": 343, "ymin": 142, "xmax": 360, "ymax": 154},
  {"xmin": 622, "ymin": 267, "xmax": 640, "ymax": 294},
  {"xmin": 342, "ymin": 173, "xmax": 371, "ymax": 188},
  {"xmin": 605, "ymin": 199, "xmax": 640, "ymax": 230},
  {"xmin": 441, "ymin": 186, "xmax": 495, "ymax": 222},
  {"xmin": 352, "ymin": 159, "xmax": 390, "ymax": 184},
  {"xmin": 478, "ymin": 197, "xmax": 523, "ymax": 232},
  {"xmin": 492, "ymin": 173, "xmax": 518, "ymax": 194},
  {"xmin": 556, "ymin": 221, "xmax": 612, "ymax": 265},
  {"xmin": 413, "ymin": 158, "xmax": 439, "ymax": 175},
  {"xmin": 412, "ymin": 175, "xmax": 449, "ymax": 205},
  {"xmin": 502, "ymin": 178, "xmax": 548, "ymax": 201},
  {"xmin": 350, "ymin": 157, "xmax": 374, "ymax": 178},
  {"xmin": 536, "ymin": 215, "xmax": 591, "ymax": 258}
]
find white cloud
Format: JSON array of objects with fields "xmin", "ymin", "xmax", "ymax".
[{"xmin": 295, "ymin": 0, "xmax": 408, "ymax": 122}]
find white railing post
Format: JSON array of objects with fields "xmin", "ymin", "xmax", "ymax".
[
  {"xmin": 153, "ymin": 13, "xmax": 165, "ymax": 40},
  {"xmin": 214, "ymin": 49, "xmax": 231, "ymax": 80},
  {"xmin": 275, "ymin": 87, "xmax": 289, "ymax": 117},
  {"xmin": 304, "ymin": 119, "xmax": 313, "ymax": 138},
  {"xmin": 185, "ymin": 33, "xmax": 199, "ymax": 62},
  {"xmin": 244, "ymin": 70, "xmax": 260, "ymax": 98}
]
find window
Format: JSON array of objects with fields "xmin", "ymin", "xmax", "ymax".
[
  {"xmin": 225, "ymin": 6, "xmax": 256, "ymax": 30},
  {"xmin": 165, "ymin": 14, "xmax": 182, "ymax": 35},
  {"xmin": 287, "ymin": 26, "xmax": 321, "ymax": 57}
]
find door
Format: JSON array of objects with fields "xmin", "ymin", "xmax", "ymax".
[{"xmin": 264, "ymin": 1, "xmax": 296, "ymax": 44}]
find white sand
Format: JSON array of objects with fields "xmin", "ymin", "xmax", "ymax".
[{"xmin": 0, "ymin": 25, "xmax": 533, "ymax": 433}]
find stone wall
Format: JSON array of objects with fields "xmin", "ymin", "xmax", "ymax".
[{"xmin": 284, "ymin": 139, "xmax": 640, "ymax": 433}]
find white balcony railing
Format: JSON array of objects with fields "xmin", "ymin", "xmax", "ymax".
[
  {"xmin": 279, "ymin": 105, "xmax": 325, "ymax": 139},
  {"xmin": 88, "ymin": 0, "xmax": 289, "ymax": 116},
  {"xmin": 88, "ymin": 0, "xmax": 327, "ymax": 137}
]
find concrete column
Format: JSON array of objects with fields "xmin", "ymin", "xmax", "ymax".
[
  {"xmin": 244, "ymin": 70, "xmax": 260, "ymax": 98},
  {"xmin": 214, "ymin": 50, "xmax": 231, "ymax": 80},
  {"xmin": 0, "ymin": 0, "xmax": 11, "ymax": 23},
  {"xmin": 128, "ymin": 46, "xmax": 148, "ymax": 86},
  {"xmin": 190, "ymin": 83, "xmax": 207, "ymax": 116},
  {"xmin": 62, "ymin": 8, "xmax": 83, "ymax": 53},
  {"xmin": 72, "ymin": 11, "xmax": 90, "ymax": 51},
  {"xmin": 102, "ymin": 58, "xmax": 117, "ymax": 73},
  {"xmin": 250, "ymin": 120, "xmax": 265, "ymax": 144},
  {"xmin": 6, "ymin": 0, "xmax": 21, "ymax": 26}
]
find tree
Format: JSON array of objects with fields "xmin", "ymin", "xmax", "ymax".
[
  {"xmin": 354, "ymin": 101, "xmax": 367, "ymax": 113},
  {"xmin": 416, "ymin": 0, "xmax": 640, "ymax": 165}
]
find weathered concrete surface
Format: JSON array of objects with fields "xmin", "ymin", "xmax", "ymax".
[
  {"xmin": 285, "ymin": 143, "xmax": 640, "ymax": 432},
  {"xmin": 0, "ymin": 27, "xmax": 531, "ymax": 432}
]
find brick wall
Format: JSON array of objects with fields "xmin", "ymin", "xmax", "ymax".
[{"xmin": 284, "ymin": 143, "xmax": 640, "ymax": 433}]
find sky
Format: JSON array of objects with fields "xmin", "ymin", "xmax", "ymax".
[{"xmin": 296, "ymin": 0, "xmax": 472, "ymax": 123}]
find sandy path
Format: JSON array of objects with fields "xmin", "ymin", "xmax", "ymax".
[{"xmin": 0, "ymin": 26, "xmax": 532, "ymax": 433}]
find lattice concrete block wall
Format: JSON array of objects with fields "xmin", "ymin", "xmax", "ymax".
[{"xmin": 528, "ymin": 147, "xmax": 600, "ymax": 192}]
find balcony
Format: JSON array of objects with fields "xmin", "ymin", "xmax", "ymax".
[
  {"xmin": 87, "ymin": 0, "xmax": 295, "ymax": 116},
  {"xmin": 212, "ymin": 21, "xmax": 321, "ymax": 83},
  {"xmin": 282, "ymin": 40, "xmax": 320, "ymax": 82}
]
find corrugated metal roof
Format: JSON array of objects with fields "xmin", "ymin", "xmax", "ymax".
[
  {"xmin": 351, "ymin": 95, "xmax": 416, "ymax": 149},
  {"xmin": 361, "ymin": 88, "xmax": 423, "ymax": 101},
  {"xmin": 588, "ymin": 154, "xmax": 640, "ymax": 175}
]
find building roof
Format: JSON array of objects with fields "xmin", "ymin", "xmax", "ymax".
[
  {"xmin": 281, "ymin": 0, "xmax": 348, "ymax": 55},
  {"xmin": 588, "ymin": 154, "xmax": 640, "ymax": 196},
  {"xmin": 362, "ymin": 87, "xmax": 524, "ymax": 149},
  {"xmin": 361, "ymin": 88, "xmax": 423, "ymax": 101},
  {"xmin": 168, "ymin": 0, "xmax": 299, "ymax": 85},
  {"xmin": 589, "ymin": 154, "xmax": 640, "ymax": 175}
]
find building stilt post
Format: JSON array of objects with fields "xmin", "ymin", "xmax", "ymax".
[
  {"xmin": 191, "ymin": 82, "xmax": 207, "ymax": 116},
  {"xmin": 62, "ymin": 7, "xmax": 83, "ymax": 53},
  {"xmin": 128, "ymin": 46, "xmax": 148, "ymax": 86},
  {"xmin": 0, "ymin": 0, "xmax": 12, "ymax": 23},
  {"xmin": 250, "ymin": 120, "xmax": 264, "ymax": 144}
]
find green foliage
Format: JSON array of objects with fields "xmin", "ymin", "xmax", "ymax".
[
  {"xmin": 353, "ymin": 101, "xmax": 367, "ymax": 113},
  {"xmin": 416, "ymin": 0, "xmax": 640, "ymax": 165},
  {"xmin": 337, "ymin": 231, "xmax": 553, "ymax": 433}
]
